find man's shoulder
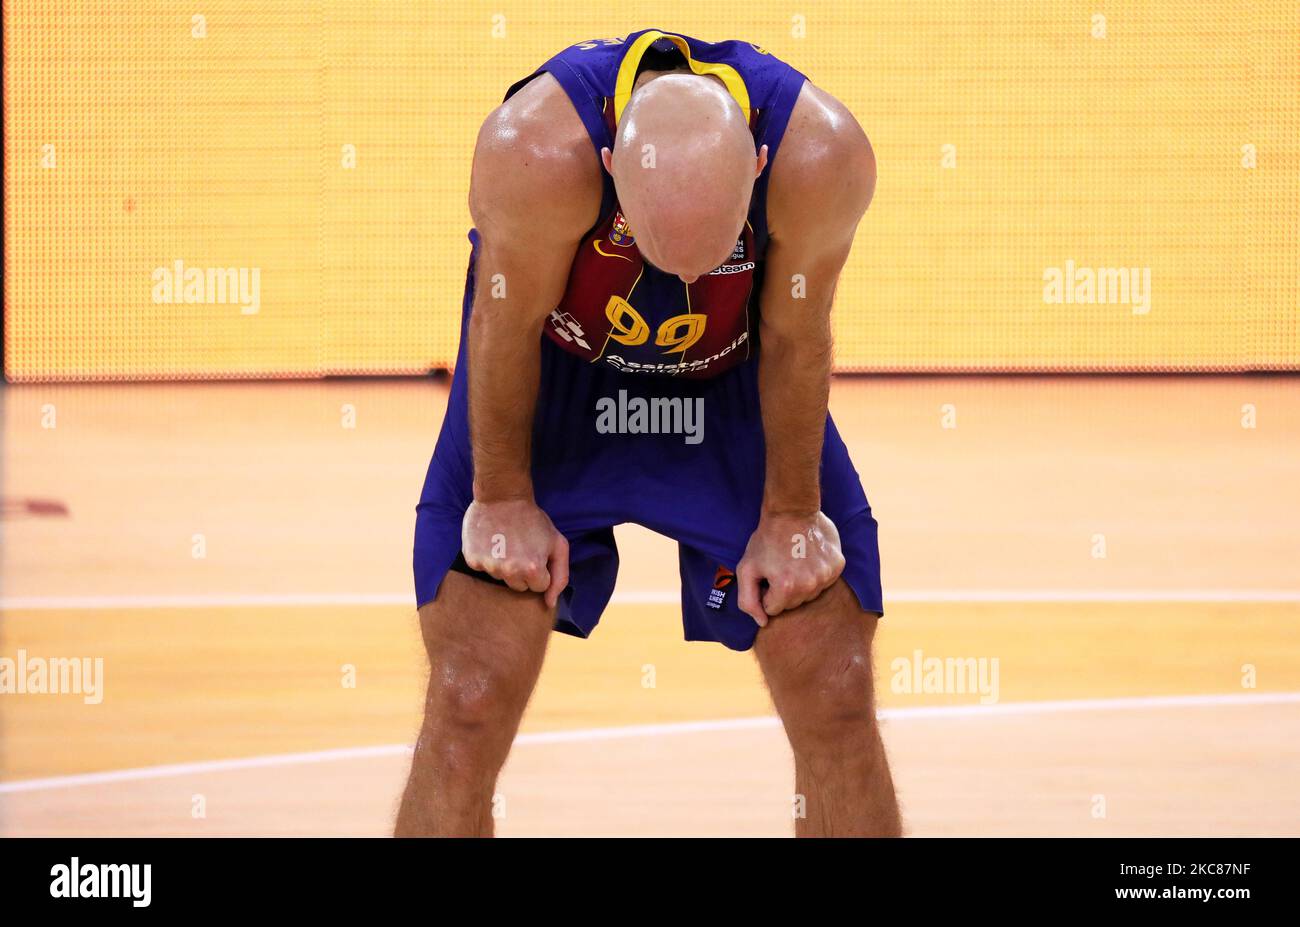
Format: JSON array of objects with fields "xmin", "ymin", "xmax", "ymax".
[
  {"xmin": 477, "ymin": 74, "xmax": 597, "ymax": 177},
  {"xmin": 471, "ymin": 73, "xmax": 602, "ymax": 233},
  {"xmin": 767, "ymin": 82, "xmax": 875, "ymax": 237},
  {"xmin": 778, "ymin": 82, "xmax": 870, "ymax": 163}
]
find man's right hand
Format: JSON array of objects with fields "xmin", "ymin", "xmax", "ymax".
[{"xmin": 461, "ymin": 498, "xmax": 570, "ymax": 609}]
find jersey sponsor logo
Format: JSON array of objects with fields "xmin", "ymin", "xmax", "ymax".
[
  {"xmin": 707, "ymin": 261, "xmax": 755, "ymax": 276},
  {"xmin": 702, "ymin": 237, "xmax": 752, "ymax": 275},
  {"xmin": 708, "ymin": 565, "xmax": 735, "ymax": 609},
  {"xmin": 609, "ymin": 211, "xmax": 636, "ymax": 247},
  {"xmin": 604, "ymin": 330, "xmax": 749, "ymax": 375}
]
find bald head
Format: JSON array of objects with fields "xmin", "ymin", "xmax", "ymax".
[{"xmin": 603, "ymin": 74, "xmax": 765, "ymax": 282}]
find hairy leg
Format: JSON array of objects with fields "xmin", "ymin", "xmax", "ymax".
[
  {"xmin": 395, "ymin": 571, "xmax": 554, "ymax": 836},
  {"xmin": 754, "ymin": 579, "xmax": 901, "ymax": 837}
]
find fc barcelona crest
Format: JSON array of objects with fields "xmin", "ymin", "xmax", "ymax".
[{"xmin": 609, "ymin": 210, "xmax": 636, "ymax": 247}]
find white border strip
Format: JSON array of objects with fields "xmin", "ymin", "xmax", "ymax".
[
  {"xmin": 3, "ymin": 589, "xmax": 1300, "ymax": 610},
  {"xmin": 3, "ymin": 691, "xmax": 1297, "ymax": 795}
]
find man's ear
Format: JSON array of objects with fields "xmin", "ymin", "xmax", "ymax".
[
  {"xmin": 601, "ymin": 147, "xmax": 614, "ymax": 174},
  {"xmin": 755, "ymin": 144, "xmax": 769, "ymax": 178}
]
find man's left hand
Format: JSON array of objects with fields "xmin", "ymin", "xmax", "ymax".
[{"xmin": 735, "ymin": 511, "xmax": 845, "ymax": 626}]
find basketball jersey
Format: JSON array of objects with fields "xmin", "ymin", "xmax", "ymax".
[{"xmin": 501, "ymin": 29, "xmax": 807, "ymax": 379}]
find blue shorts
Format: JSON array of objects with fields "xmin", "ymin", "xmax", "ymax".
[{"xmin": 413, "ymin": 232, "xmax": 883, "ymax": 652}]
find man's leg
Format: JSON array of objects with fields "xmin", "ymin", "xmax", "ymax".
[
  {"xmin": 395, "ymin": 570, "xmax": 554, "ymax": 836},
  {"xmin": 753, "ymin": 578, "xmax": 901, "ymax": 837}
]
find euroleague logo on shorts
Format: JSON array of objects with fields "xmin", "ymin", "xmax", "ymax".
[
  {"xmin": 707, "ymin": 565, "xmax": 735, "ymax": 610},
  {"xmin": 609, "ymin": 211, "xmax": 635, "ymax": 247}
]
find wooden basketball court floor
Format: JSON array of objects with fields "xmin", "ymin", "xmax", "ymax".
[{"xmin": 2, "ymin": 375, "xmax": 1298, "ymax": 836}]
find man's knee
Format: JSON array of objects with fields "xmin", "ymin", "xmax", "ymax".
[
  {"xmin": 757, "ymin": 580, "xmax": 880, "ymax": 734},
  {"xmin": 419, "ymin": 575, "xmax": 550, "ymax": 742},
  {"xmin": 814, "ymin": 650, "xmax": 877, "ymax": 724},
  {"xmin": 435, "ymin": 655, "xmax": 523, "ymax": 732},
  {"xmin": 775, "ymin": 649, "xmax": 877, "ymax": 746},
  {"xmin": 413, "ymin": 650, "xmax": 530, "ymax": 793}
]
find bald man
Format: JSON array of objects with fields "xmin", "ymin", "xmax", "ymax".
[{"xmin": 399, "ymin": 30, "xmax": 900, "ymax": 837}]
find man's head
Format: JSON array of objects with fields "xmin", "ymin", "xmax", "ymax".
[{"xmin": 602, "ymin": 74, "xmax": 768, "ymax": 283}]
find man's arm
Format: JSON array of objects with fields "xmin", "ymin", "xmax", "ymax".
[
  {"xmin": 461, "ymin": 74, "xmax": 602, "ymax": 604},
  {"xmin": 735, "ymin": 83, "xmax": 876, "ymax": 625}
]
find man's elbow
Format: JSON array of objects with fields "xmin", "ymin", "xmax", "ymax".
[{"xmin": 760, "ymin": 316, "xmax": 833, "ymax": 363}]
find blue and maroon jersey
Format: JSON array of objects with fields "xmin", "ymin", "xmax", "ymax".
[{"xmin": 501, "ymin": 29, "xmax": 807, "ymax": 378}]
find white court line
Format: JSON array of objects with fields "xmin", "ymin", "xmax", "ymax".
[
  {"xmin": 886, "ymin": 589, "xmax": 1300, "ymax": 603},
  {"xmin": 2, "ymin": 691, "xmax": 1297, "ymax": 795},
  {"xmin": 3, "ymin": 589, "xmax": 1300, "ymax": 610}
]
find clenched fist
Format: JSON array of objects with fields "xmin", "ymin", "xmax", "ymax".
[
  {"xmin": 461, "ymin": 498, "xmax": 570, "ymax": 608},
  {"xmin": 736, "ymin": 511, "xmax": 845, "ymax": 626}
]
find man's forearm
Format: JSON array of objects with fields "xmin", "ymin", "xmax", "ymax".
[
  {"xmin": 758, "ymin": 323, "xmax": 833, "ymax": 516},
  {"xmin": 467, "ymin": 299, "xmax": 543, "ymax": 502}
]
